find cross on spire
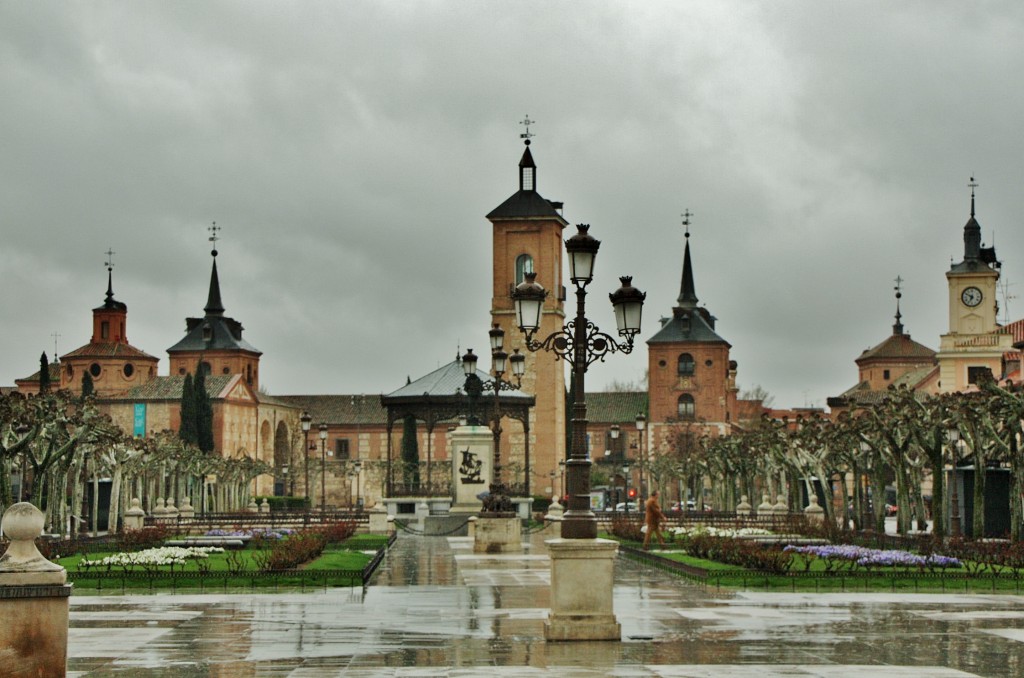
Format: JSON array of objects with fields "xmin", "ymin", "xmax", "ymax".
[
  {"xmin": 519, "ymin": 115, "xmax": 535, "ymax": 145},
  {"xmin": 893, "ymin": 275, "xmax": 904, "ymax": 335},
  {"xmin": 208, "ymin": 221, "xmax": 221, "ymax": 257},
  {"xmin": 104, "ymin": 248, "xmax": 115, "ymax": 271},
  {"xmin": 968, "ymin": 176, "xmax": 978, "ymax": 218},
  {"xmin": 681, "ymin": 209, "xmax": 693, "ymax": 238},
  {"xmin": 51, "ymin": 331, "xmax": 60, "ymax": 363}
]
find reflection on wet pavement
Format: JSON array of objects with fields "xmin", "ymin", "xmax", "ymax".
[{"xmin": 64, "ymin": 532, "xmax": 1024, "ymax": 676}]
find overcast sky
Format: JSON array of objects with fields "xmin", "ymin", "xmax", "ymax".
[{"xmin": 3, "ymin": 2, "xmax": 1023, "ymax": 409}]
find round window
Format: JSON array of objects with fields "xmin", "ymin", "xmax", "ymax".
[
  {"xmin": 705, "ymin": 360, "xmax": 713, "ymax": 367},
  {"xmin": 658, "ymin": 360, "xmax": 667, "ymax": 368},
  {"xmin": 223, "ymin": 367, "xmax": 231, "ymax": 374},
  {"xmin": 89, "ymin": 363, "xmax": 101, "ymax": 377},
  {"xmin": 123, "ymin": 363, "xmax": 134, "ymax": 378}
]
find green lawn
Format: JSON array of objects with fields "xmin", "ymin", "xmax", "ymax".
[{"xmin": 56, "ymin": 536, "xmax": 385, "ymax": 590}]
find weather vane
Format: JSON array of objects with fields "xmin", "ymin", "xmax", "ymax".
[
  {"xmin": 51, "ymin": 331, "xmax": 60, "ymax": 363},
  {"xmin": 520, "ymin": 115, "xmax": 535, "ymax": 145},
  {"xmin": 104, "ymin": 248, "xmax": 115, "ymax": 271},
  {"xmin": 208, "ymin": 221, "xmax": 221, "ymax": 257},
  {"xmin": 968, "ymin": 176, "xmax": 978, "ymax": 217},
  {"xmin": 681, "ymin": 209, "xmax": 693, "ymax": 238}
]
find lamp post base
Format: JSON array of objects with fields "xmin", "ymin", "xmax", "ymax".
[{"xmin": 544, "ymin": 538, "xmax": 620, "ymax": 642}]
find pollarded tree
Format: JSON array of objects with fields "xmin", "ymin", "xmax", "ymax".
[{"xmin": 978, "ymin": 380, "xmax": 1024, "ymax": 540}]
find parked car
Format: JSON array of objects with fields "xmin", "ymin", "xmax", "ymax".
[
  {"xmin": 606, "ymin": 502, "xmax": 638, "ymax": 512},
  {"xmin": 670, "ymin": 500, "xmax": 697, "ymax": 511}
]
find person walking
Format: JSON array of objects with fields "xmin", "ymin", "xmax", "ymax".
[{"xmin": 643, "ymin": 489, "xmax": 666, "ymax": 550}]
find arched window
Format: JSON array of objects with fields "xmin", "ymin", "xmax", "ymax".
[
  {"xmin": 200, "ymin": 361, "xmax": 212, "ymax": 376},
  {"xmin": 677, "ymin": 394, "xmax": 695, "ymax": 421},
  {"xmin": 515, "ymin": 254, "xmax": 534, "ymax": 284},
  {"xmin": 677, "ymin": 353, "xmax": 695, "ymax": 377}
]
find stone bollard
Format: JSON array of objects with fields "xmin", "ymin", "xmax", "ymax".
[
  {"xmin": 179, "ymin": 496, "xmax": 196, "ymax": 519},
  {"xmin": 164, "ymin": 498, "xmax": 179, "ymax": 518},
  {"xmin": 546, "ymin": 499, "xmax": 564, "ymax": 520},
  {"xmin": 246, "ymin": 498, "xmax": 259, "ymax": 514},
  {"xmin": 152, "ymin": 497, "xmax": 168, "ymax": 517},
  {"xmin": 0, "ymin": 502, "xmax": 72, "ymax": 677},
  {"xmin": 467, "ymin": 515, "xmax": 477, "ymax": 538},
  {"xmin": 804, "ymin": 495, "xmax": 825, "ymax": 524},
  {"xmin": 773, "ymin": 494, "xmax": 789, "ymax": 516},
  {"xmin": 735, "ymin": 494, "xmax": 752, "ymax": 515},
  {"xmin": 259, "ymin": 498, "xmax": 271, "ymax": 514},
  {"xmin": 756, "ymin": 494, "xmax": 774, "ymax": 517},
  {"xmin": 123, "ymin": 497, "xmax": 146, "ymax": 530}
]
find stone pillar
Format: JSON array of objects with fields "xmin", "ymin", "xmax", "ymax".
[
  {"xmin": 736, "ymin": 495, "xmax": 752, "ymax": 515},
  {"xmin": 450, "ymin": 425, "xmax": 493, "ymax": 512},
  {"xmin": 246, "ymin": 498, "xmax": 259, "ymax": 514},
  {"xmin": 466, "ymin": 515, "xmax": 477, "ymax": 538},
  {"xmin": 259, "ymin": 498, "xmax": 271, "ymax": 514},
  {"xmin": 756, "ymin": 494, "xmax": 774, "ymax": 517},
  {"xmin": 123, "ymin": 497, "xmax": 146, "ymax": 530},
  {"xmin": 0, "ymin": 503, "xmax": 72, "ymax": 678},
  {"xmin": 773, "ymin": 494, "xmax": 789, "ymax": 515},
  {"xmin": 804, "ymin": 495, "xmax": 825, "ymax": 524},
  {"xmin": 179, "ymin": 496, "xmax": 196, "ymax": 519},
  {"xmin": 368, "ymin": 506, "xmax": 389, "ymax": 534},
  {"xmin": 164, "ymin": 498, "xmax": 179, "ymax": 518},
  {"xmin": 152, "ymin": 497, "xmax": 168, "ymax": 517},
  {"xmin": 545, "ymin": 538, "xmax": 621, "ymax": 641}
]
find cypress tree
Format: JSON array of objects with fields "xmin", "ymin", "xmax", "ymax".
[
  {"xmin": 81, "ymin": 371, "xmax": 94, "ymax": 398},
  {"xmin": 179, "ymin": 373, "xmax": 197, "ymax": 446},
  {"xmin": 39, "ymin": 352, "xmax": 51, "ymax": 393},
  {"xmin": 194, "ymin": 364, "xmax": 215, "ymax": 453}
]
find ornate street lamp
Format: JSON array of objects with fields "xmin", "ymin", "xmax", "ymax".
[
  {"xmin": 512, "ymin": 223, "xmax": 645, "ymax": 539},
  {"xmin": 946, "ymin": 425, "xmax": 962, "ymax": 538},
  {"xmin": 319, "ymin": 423, "xmax": 328, "ymax": 513},
  {"xmin": 300, "ymin": 411, "xmax": 312, "ymax": 509},
  {"xmin": 353, "ymin": 459, "xmax": 363, "ymax": 510},
  {"xmin": 635, "ymin": 413, "xmax": 646, "ymax": 502},
  {"xmin": 462, "ymin": 328, "xmax": 526, "ymax": 514}
]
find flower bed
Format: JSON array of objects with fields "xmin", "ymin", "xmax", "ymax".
[
  {"xmin": 81, "ymin": 546, "xmax": 224, "ymax": 570},
  {"xmin": 205, "ymin": 528, "xmax": 295, "ymax": 540},
  {"xmin": 671, "ymin": 525, "xmax": 774, "ymax": 539},
  {"xmin": 784, "ymin": 544, "xmax": 962, "ymax": 572}
]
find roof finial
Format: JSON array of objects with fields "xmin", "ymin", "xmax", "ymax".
[
  {"xmin": 208, "ymin": 221, "xmax": 220, "ymax": 257},
  {"xmin": 519, "ymin": 115, "xmax": 535, "ymax": 146},
  {"xmin": 677, "ymin": 210, "xmax": 698, "ymax": 308},
  {"xmin": 682, "ymin": 209, "xmax": 693, "ymax": 239},
  {"xmin": 104, "ymin": 247, "xmax": 116, "ymax": 302},
  {"xmin": 892, "ymin": 275, "xmax": 904, "ymax": 335},
  {"xmin": 968, "ymin": 176, "xmax": 978, "ymax": 218},
  {"xmin": 51, "ymin": 331, "xmax": 60, "ymax": 363}
]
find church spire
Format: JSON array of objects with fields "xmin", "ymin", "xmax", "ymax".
[
  {"xmin": 204, "ymin": 222, "xmax": 225, "ymax": 316},
  {"xmin": 892, "ymin": 275, "xmax": 904, "ymax": 335},
  {"xmin": 963, "ymin": 176, "xmax": 982, "ymax": 262},
  {"xmin": 676, "ymin": 210, "xmax": 698, "ymax": 309},
  {"xmin": 518, "ymin": 115, "xmax": 536, "ymax": 192}
]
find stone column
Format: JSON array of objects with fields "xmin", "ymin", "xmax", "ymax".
[
  {"xmin": 0, "ymin": 502, "xmax": 72, "ymax": 678},
  {"xmin": 545, "ymin": 538, "xmax": 621, "ymax": 641}
]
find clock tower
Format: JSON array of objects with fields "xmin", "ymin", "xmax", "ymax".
[
  {"xmin": 487, "ymin": 121, "xmax": 568, "ymax": 495},
  {"xmin": 936, "ymin": 181, "xmax": 1013, "ymax": 391}
]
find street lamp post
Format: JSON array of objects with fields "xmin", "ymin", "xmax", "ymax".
[
  {"xmin": 622, "ymin": 463, "xmax": 630, "ymax": 512},
  {"xmin": 461, "ymin": 337, "xmax": 525, "ymax": 514},
  {"xmin": 946, "ymin": 425, "xmax": 962, "ymax": 538},
  {"xmin": 300, "ymin": 412, "xmax": 312, "ymax": 509},
  {"xmin": 512, "ymin": 223, "xmax": 645, "ymax": 539},
  {"xmin": 353, "ymin": 460, "xmax": 363, "ymax": 510},
  {"xmin": 318, "ymin": 423, "xmax": 328, "ymax": 513},
  {"xmin": 635, "ymin": 413, "xmax": 646, "ymax": 502}
]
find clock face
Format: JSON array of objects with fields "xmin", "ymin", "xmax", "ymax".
[{"xmin": 961, "ymin": 286, "xmax": 983, "ymax": 307}]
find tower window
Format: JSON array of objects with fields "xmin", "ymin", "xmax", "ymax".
[
  {"xmin": 677, "ymin": 353, "xmax": 695, "ymax": 377},
  {"xmin": 200, "ymin": 361, "xmax": 212, "ymax": 376},
  {"xmin": 89, "ymin": 363, "xmax": 101, "ymax": 378},
  {"xmin": 123, "ymin": 363, "xmax": 134, "ymax": 378},
  {"xmin": 522, "ymin": 167, "xmax": 534, "ymax": 191},
  {"xmin": 677, "ymin": 394, "xmax": 695, "ymax": 421},
  {"xmin": 883, "ymin": 369, "xmax": 890, "ymax": 380},
  {"xmin": 101, "ymin": 321, "xmax": 109, "ymax": 340},
  {"xmin": 515, "ymin": 254, "xmax": 534, "ymax": 285}
]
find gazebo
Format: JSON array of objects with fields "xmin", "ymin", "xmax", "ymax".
[{"xmin": 380, "ymin": 355, "xmax": 534, "ymax": 499}]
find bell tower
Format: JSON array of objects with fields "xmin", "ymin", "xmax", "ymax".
[
  {"xmin": 487, "ymin": 118, "xmax": 567, "ymax": 495},
  {"xmin": 937, "ymin": 179, "xmax": 1013, "ymax": 391}
]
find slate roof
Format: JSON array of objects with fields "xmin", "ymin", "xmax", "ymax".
[
  {"xmin": 110, "ymin": 375, "xmax": 235, "ymax": 401},
  {"xmin": 274, "ymin": 394, "xmax": 388, "ymax": 425},
  {"xmin": 166, "ymin": 315, "xmax": 261, "ymax": 355},
  {"xmin": 486, "ymin": 190, "xmax": 567, "ymax": 221},
  {"xmin": 383, "ymin": 359, "xmax": 532, "ymax": 402},
  {"xmin": 584, "ymin": 392, "xmax": 648, "ymax": 423},
  {"xmin": 647, "ymin": 308, "xmax": 729, "ymax": 345},
  {"xmin": 856, "ymin": 333, "xmax": 936, "ymax": 363}
]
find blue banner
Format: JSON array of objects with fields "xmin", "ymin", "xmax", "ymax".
[{"xmin": 133, "ymin": 403, "xmax": 146, "ymax": 437}]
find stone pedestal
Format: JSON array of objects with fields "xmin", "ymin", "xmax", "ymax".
[
  {"xmin": 735, "ymin": 495, "xmax": 752, "ymax": 514},
  {"xmin": 772, "ymin": 494, "xmax": 789, "ymax": 515},
  {"xmin": 474, "ymin": 516, "xmax": 522, "ymax": 553},
  {"xmin": 368, "ymin": 507, "xmax": 390, "ymax": 534},
  {"xmin": 757, "ymin": 494, "xmax": 774, "ymax": 517},
  {"xmin": 123, "ymin": 497, "xmax": 146, "ymax": 530},
  {"xmin": 259, "ymin": 498, "xmax": 271, "ymax": 514},
  {"xmin": 804, "ymin": 495, "xmax": 825, "ymax": 524},
  {"xmin": 545, "ymin": 538, "xmax": 621, "ymax": 641},
  {"xmin": 0, "ymin": 502, "xmax": 72, "ymax": 677},
  {"xmin": 450, "ymin": 425, "xmax": 493, "ymax": 512},
  {"xmin": 179, "ymin": 496, "xmax": 196, "ymax": 519}
]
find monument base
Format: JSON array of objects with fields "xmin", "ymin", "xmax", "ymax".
[
  {"xmin": 473, "ymin": 516, "xmax": 523, "ymax": 554},
  {"xmin": 544, "ymin": 538, "xmax": 621, "ymax": 642}
]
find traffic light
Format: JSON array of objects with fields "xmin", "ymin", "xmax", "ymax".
[{"xmin": 628, "ymin": 488, "xmax": 637, "ymax": 499}]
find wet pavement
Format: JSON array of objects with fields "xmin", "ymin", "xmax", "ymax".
[{"xmin": 65, "ymin": 531, "xmax": 1024, "ymax": 677}]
